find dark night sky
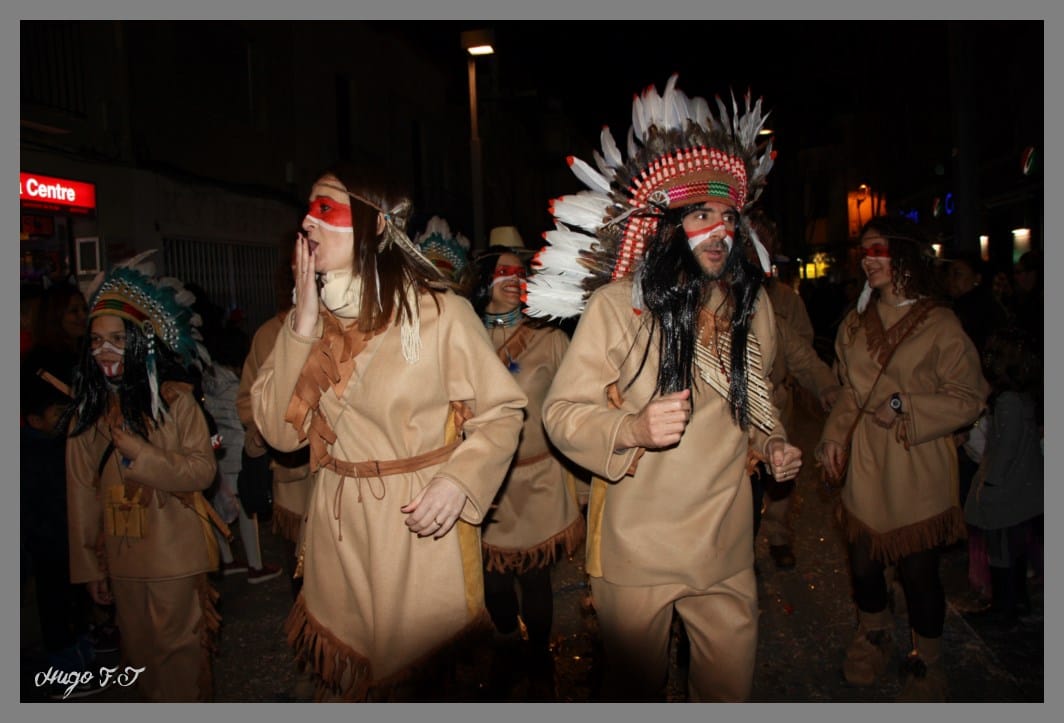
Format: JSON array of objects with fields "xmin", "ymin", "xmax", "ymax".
[{"xmin": 386, "ymin": 20, "xmax": 1041, "ymax": 206}]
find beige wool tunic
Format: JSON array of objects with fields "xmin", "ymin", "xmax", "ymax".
[
  {"xmin": 481, "ymin": 322, "xmax": 584, "ymax": 572},
  {"xmin": 819, "ymin": 300, "xmax": 989, "ymax": 562},
  {"xmin": 543, "ymin": 279, "xmax": 786, "ymax": 590},
  {"xmin": 237, "ymin": 312, "xmax": 314, "ymax": 544},
  {"xmin": 251, "ymin": 290, "xmax": 526, "ymax": 697},
  {"xmin": 67, "ymin": 382, "xmax": 220, "ymax": 701}
]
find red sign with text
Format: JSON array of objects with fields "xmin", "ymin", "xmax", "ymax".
[{"xmin": 20, "ymin": 172, "xmax": 97, "ymax": 214}]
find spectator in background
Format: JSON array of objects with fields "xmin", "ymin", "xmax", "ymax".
[
  {"xmin": 24, "ymin": 281, "xmax": 88, "ymax": 386},
  {"xmin": 237, "ymin": 233, "xmax": 313, "ymax": 600},
  {"xmin": 203, "ymin": 325, "xmax": 282, "ymax": 585},
  {"xmin": 963, "ymin": 328, "xmax": 1043, "ymax": 627},
  {"xmin": 1008, "ymin": 250, "xmax": 1043, "ymax": 354},
  {"xmin": 21, "ymin": 370, "xmax": 103, "ymax": 698},
  {"xmin": 747, "ymin": 209, "xmax": 841, "ymax": 571},
  {"xmin": 945, "ymin": 253, "xmax": 1007, "ymax": 356}
]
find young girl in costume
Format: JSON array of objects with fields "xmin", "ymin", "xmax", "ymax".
[
  {"xmin": 64, "ymin": 252, "xmax": 221, "ymax": 701},
  {"xmin": 251, "ymin": 164, "xmax": 526, "ymax": 701}
]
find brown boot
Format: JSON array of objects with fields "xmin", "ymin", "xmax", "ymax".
[
  {"xmin": 897, "ymin": 633, "xmax": 947, "ymax": 702},
  {"xmin": 843, "ymin": 609, "xmax": 895, "ymax": 686}
]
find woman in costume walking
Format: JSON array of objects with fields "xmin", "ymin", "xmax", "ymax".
[
  {"xmin": 251, "ymin": 164, "xmax": 525, "ymax": 701},
  {"xmin": 817, "ymin": 216, "xmax": 988, "ymax": 701},
  {"xmin": 471, "ymin": 232, "xmax": 585, "ymax": 698}
]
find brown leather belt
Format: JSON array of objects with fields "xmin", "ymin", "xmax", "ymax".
[{"xmin": 322, "ymin": 440, "xmax": 460, "ymax": 479}]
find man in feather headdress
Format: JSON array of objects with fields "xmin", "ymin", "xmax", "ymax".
[{"xmin": 529, "ymin": 76, "xmax": 802, "ymax": 701}]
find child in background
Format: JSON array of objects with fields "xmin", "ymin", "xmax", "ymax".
[
  {"xmin": 964, "ymin": 328, "xmax": 1043, "ymax": 625},
  {"xmin": 204, "ymin": 326, "xmax": 282, "ymax": 584}
]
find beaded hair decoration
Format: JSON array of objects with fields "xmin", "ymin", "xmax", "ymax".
[{"xmin": 526, "ymin": 74, "xmax": 776, "ymax": 319}]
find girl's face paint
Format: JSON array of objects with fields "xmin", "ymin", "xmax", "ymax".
[
  {"xmin": 89, "ymin": 315, "xmax": 127, "ymax": 379},
  {"xmin": 488, "ymin": 253, "xmax": 526, "ymax": 313},
  {"xmin": 490, "ymin": 264, "xmax": 527, "ymax": 287},
  {"xmin": 301, "ymin": 175, "xmax": 356, "ymax": 273},
  {"xmin": 860, "ymin": 232, "xmax": 893, "ymax": 290}
]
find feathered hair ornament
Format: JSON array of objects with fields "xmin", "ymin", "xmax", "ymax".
[
  {"xmin": 86, "ymin": 250, "xmax": 209, "ymax": 420},
  {"xmin": 526, "ymin": 74, "xmax": 777, "ymax": 319}
]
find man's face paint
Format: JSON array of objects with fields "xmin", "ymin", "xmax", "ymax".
[
  {"xmin": 685, "ymin": 222, "xmax": 734, "ymax": 253},
  {"xmin": 491, "ymin": 264, "xmax": 527, "ymax": 287},
  {"xmin": 304, "ymin": 196, "xmax": 354, "ymax": 233}
]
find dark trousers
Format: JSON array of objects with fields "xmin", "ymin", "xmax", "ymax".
[
  {"xmin": 849, "ymin": 538, "xmax": 945, "ymax": 638},
  {"xmin": 483, "ymin": 565, "xmax": 553, "ymax": 647},
  {"xmin": 32, "ymin": 556, "xmax": 90, "ymax": 654}
]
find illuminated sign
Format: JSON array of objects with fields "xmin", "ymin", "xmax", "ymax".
[{"xmin": 20, "ymin": 172, "xmax": 97, "ymax": 214}]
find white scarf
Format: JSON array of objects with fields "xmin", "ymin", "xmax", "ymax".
[{"xmin": 316, "ymin": 268, "xmax": 422, "ymax": 363}]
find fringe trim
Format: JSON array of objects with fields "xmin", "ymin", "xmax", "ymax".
[
  {"xmin": 194, "ymin": 574, "xmax": 221, "ymax": 702},
  {"xmin": 285, "ymin": 593, "xmax": 492, "ymax": 702},
  {"xmin": 861, "ymin": 298, "xmax": 937, "ymax": 367},
  {"xmin": 839, "ymin": 505, "xmax": 967, "ymax": 566},
  {"xmin": 482, "ymin": 514, "xmax": 587, "ymax": 574},
  {"xmin": 272, "ymin": 504, "xmax": 304, "ymax": 544}
]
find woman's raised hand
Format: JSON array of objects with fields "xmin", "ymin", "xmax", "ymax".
[{"xmin": 292, "ymin": 233, "xmax": 319, "ymax": 337}]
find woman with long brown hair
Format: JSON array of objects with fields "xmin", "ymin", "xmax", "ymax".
[{"xmin": 250, "ymin": 164, "xmax": 525, "ymax": 701}]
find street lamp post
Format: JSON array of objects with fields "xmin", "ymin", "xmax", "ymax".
[{"xmin": 461, "ymin": 29, "xmax": 494, "ymax": 253}]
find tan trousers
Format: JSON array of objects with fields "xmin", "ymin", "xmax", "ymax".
[
  {"xmin": 111, "ymin": 575, "xmax": 208, "ymax": 702},
  {"xmin": 591, "ymin": 568, "xmax": 758, "ymax": 702}
]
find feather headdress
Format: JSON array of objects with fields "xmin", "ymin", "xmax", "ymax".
[
  {"xmin": 87, "ymin": 250, "xmax": 209, "ymax": 419},
  {"xmin": 414, "ymin": 215, "xmax": 471, "ymax": 285},
  {"xmin": 526, "ymin": 74, "xmax": 776, "ymax": 319}
]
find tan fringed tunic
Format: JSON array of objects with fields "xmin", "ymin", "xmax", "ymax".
[
  {"xmin": 819, "ymin": 300, "xmax": 989, "ymax": 563},
  {"xmin": 481, "ymin": 321, "xmax": 585, "ymax": 573},
  {"xmin": 237, "ymin": 312, "xmax": 314, "ymax": 544},
  {"xmin": 542, "ymin": 279, "xmax": 786, "ymax": 589},
  {"xmin": 67, "ymin": 382, "xmax": 220, "ymax": 701},
  {"xmin": 250, "ymin": 290, "xmax": 526, "ymax": 700}
]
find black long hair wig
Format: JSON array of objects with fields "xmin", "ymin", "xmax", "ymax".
[
  {"xmin": 64, "ymin": 317, "xmax": 189, "ymax": 440},
  {"xmin": 633, "ymin": 207, "xmax": 764, "ymax": 430}
]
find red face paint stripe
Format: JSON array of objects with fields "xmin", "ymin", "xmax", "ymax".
[{"xmin": 307, "ymin": 196, "xmax": 353, "ymax": 229}]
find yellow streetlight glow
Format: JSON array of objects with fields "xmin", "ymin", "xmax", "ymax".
[{"xmin": 466, "ymin": 45, "xmax": 494, "ymax": 56}]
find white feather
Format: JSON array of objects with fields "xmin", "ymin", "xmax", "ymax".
[
  {"xmin": 455, "ymin": 232, "xmax": 471, "ymax": 250},
  {"xmin": 661, "ymin": 73, "xmax": 686, "ymax": 130},
  {"xmin": 627, "ymin": 126, "xmax": 638, "ymax": 159},
  {"xmin": 857, "ymin": 281, "xmax": 873, "ymax": 314},
  {"xmin": 524, "ymin": 277, "xmax": 590, "ymax": 319},
  {"xmin": 592, "ymin": 150, "xmax": 616, "ymax": 180},
  {"xmin": 600, "ymin": 126, "xmax": 623, "ymax": 168},
  {"xmin": 551, "ymin": 192, "xmax": 611, "ymax": 231},
  {"xmin": 747, "ymin": 227, "xmax": 773, "ymax": 275},
  {"xmin": 632, "ymin": 92, "xmax": 647, "ymax": 140},
  {"xmin": 690, "ymin": 96, "xmax": 711, "ymax": 130},
  {"xmin": 568, "ymin": 155, "xmax": 611, "ymax": 194}
]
